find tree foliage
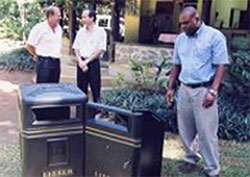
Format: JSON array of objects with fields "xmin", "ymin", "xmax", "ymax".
[{"xmin": 0, "ymin": 0, "xmax": 43, "ymax": 40}]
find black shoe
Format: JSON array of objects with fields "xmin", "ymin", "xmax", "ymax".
[
  {"xmin": 204, "ymin": 172, "xmax": 220, "ymax": 177},
  {"xmin": 179, "ymin": 162, "xmax": 197, "ymax": 173},
  {"xmin": 205, "ymin": 174, "xmax": 220, "ymax": 177}
]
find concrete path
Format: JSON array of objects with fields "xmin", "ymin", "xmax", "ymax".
[{"xmin": 0, "ymin": 71, "xmax": 34, "ymax": 145}]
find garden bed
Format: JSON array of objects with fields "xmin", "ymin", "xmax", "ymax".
[{"xmin": 101, "ymin": 87, "xmax": 250, "ymax": 142}]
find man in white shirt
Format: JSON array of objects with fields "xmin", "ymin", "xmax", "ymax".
[
  {"xmin": 73, "ymin": 9, "xmax": 107, "ymax": 102},
  {"xmin": 26, "ymin": 6, "xmax": 62, "ymax": 83}
]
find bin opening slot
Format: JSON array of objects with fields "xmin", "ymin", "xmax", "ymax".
[
  {"xmin": 94, "ymin": 110, "xmax": 129, "ymax": 129},
  {"xmin": 32, "ymin": 105, "xmax": 79, "ymax": 121}
]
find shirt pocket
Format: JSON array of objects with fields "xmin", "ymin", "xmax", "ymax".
[
  {"xmin": 43, "ymin": 32, "xmax": 54, "ymax": 43},
  {"xmin": 178, "ymin": 45, "xmax": 190, "ymax": 58},
  {"xmin": 197, "ymin": 43, "xmax": 212, "ymax": 60}
]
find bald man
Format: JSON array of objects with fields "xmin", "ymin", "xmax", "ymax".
[
  {"xmin": 166, "ymin": 7, "xmax": 229, "ymax": 177},
  {"xmin": 26, "ymin": 6, "xmax": 62, "ymax": 83}
]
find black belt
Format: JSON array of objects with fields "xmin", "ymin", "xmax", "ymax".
[
  {"xmin": 38, "ymin": 55, "xmax": 60, "ymax": 61},
  {"xmin": 81, "ymin": 57, "xmax": 99, "ymax": 62},
  {"xmin": 183, "ymin": 81, "xmax": 212, "ymax": 88}
]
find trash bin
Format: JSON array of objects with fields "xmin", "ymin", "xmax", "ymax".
[
  {"xmin": 18, "ymin": 83, "xmax": 87, "ymax": 177},
  {"xmin": 84, "ymin": 103, "xmax": 165, "ymax": 177}
]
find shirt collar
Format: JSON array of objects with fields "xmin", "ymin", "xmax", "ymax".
[
  {"xmin": 187, "ymin": 22, "xmax": 205, "ymax": 38},
  {"xmin": 196, "ymin": 22, "xmax": 205, "ymax": 36},
  {"xmin": 83, "ymin": 24, "xmax": 97, "ymax": 32},
  {"xmin": 46, "ymin": 20, "xmax": 59, "ymax": 32}
]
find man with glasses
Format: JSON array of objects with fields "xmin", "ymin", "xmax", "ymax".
[{"xmin": 166, "ymin": 7, "xmax": 229, "ymax": 177}]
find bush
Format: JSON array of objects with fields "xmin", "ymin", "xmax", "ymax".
[
  {"xmin": 217, "ymin": 49, "xmax": 250, "ymax": 141},
  {"xmin": 101, "ymin": 87, "xmax": 178, "ymax": 133},
  {"xmin": 218, "ymin": 92, "xmax": 250, "ymax": 142},
  {"xmin": 129, "ymin": 56, "xmax": 171, "ymax": 91},
  {"xmin": 101, "ymin": 87, "xmax": 250, "ymax": 142},
  {"xmin": 0, "ymin": 48, "xmax": 35, "ymax": 72},
  {"xmin": 231, "ymin": 36, "xmax": 249, "ymax": 51},
  {"xmin": 222, "ymin": 50, "xmax": 250, "ymax": 97}
]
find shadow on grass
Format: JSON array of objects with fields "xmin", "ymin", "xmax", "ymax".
[
  {"xmin": 161, "ymin": 133, "xmax": 250, "ymax": 177},
  {"xmin": 161, "ymin": 157, "xmax": 250, "ymax": 177},
  {"xmin": 161, "ymin": 158, "xmax": 204, "ymax": 177}
]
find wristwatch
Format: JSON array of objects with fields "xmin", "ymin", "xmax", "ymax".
[{"xmin": 209, "ymin": 88, "xmax": 217, "ymax": 97}]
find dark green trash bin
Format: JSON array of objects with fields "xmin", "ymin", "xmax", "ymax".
[
  {"xmin": 85, "ymin": 103, "xmax": 165, "ymax": 177},
  {"xmin": 18, "ymin": 83, "xmax": 87, "ymax": 177}
]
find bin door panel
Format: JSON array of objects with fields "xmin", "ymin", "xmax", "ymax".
[{"xmin": 85, "ymin": 130, "xmax": 141, "ymax": 177}]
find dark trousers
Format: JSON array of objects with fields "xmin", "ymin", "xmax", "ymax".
[
  {"xmin": 77, "ymin": 58, "xmax": 101, "ymax": 102},
  {"xmin": 36, "ymin": 56, "xmax": 60, "ymax": 83},
  {"xmin": 35, "ymin": 56, "xmax": 69, "ymax": 120}
]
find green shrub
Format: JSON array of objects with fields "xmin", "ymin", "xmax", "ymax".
[
  {"xmin": 0, "ymin": 48, "xmax": 35, "ymax": 72},
  {"xmin": 231, "ymin": 36, "xmax": 249, "ymax": 51},
  {"xmin": 223, "ymin": 50, "xmax": 250, "ymax": 97},
  {"xmin": 219, "ymin": 49, "xmax": 250, "ymax": 141},
  {"xmin": 102, "ymin": 87, "xmax": 250, "ymax": 142},
  {"xmin": 101, "ymin": 87, "xmax": 178, "ymax": 133},
  {"xmin": 129, "ymin": 56, "xmax": 171, "ymax": 90},
  {"xmin": 218, "ymin": 92, "xmax": 250, "ymax": 142}
]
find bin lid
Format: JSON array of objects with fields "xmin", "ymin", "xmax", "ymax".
[{"xmin": 19, "ymin": 83, "xmax": 87, "ymax": 105}]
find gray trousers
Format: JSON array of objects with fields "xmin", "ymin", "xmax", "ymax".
[{"xmin": 177, "ymin": 84, "xmax": 220, "ymax": 176}]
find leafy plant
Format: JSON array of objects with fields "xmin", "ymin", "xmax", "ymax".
[
  {"xmin": 129, "ymin": 58, "xmax": 154, "ymax": 87},
  {"xmin": 102, "ymin": 87, "xmax": 178, "ymax": 133},
  {"xmin": 101, "ymin": 87, "xmax": 250, "ymax": 142},
  {"xmin": 128, "ymin": 55, "xmax": 171, "ymax": 90},
  {"xmin": 222, "ymin": 50, "xmax": 250, "ymax": 98},
  {"xmin": 114, "ymin": 72, "xmax": 126, "ymax": 86},
  {"xmin": 218, "ymin": 91, "xmax": 250, "ymax": 142},
  {"xmin": 231, "ymin": 36, "xmax": 249, "ymax": 51},
  {"xmin": 0, "ymin": 48, "xmax": 35, "ymax": 72}
]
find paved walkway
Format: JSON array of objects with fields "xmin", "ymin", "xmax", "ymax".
[{"xmin": 0, "ymin": 71, "xmax": 34, "ymax": 145}]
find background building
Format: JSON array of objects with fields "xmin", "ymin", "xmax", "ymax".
[{"xmin": 124, "ymin": 0, "xmax": 250, "ymax": 47}]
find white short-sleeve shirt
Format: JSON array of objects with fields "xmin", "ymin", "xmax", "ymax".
[
  {"xmin": 72, "ymin": 25, "xmax": 107, "ymax": 58},
  {"xmin": 27, "ymin": 21, "xmax": 62, "ymax": 58}
]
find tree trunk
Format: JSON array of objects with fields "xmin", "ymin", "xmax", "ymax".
[
  {"xmin": 110, "ymin": 0, "xmax": 123, "ymax": 61},
  {"xmin": 111, "ymin": 0, "xmax": 120, "ymax": 42},
  {"xmin": 92, "ymin": 0, "xmax": 97, "ymax": 10},
  {"xmin": 201, "ymin": 0, "xmax": 211, "ymax": 25},
  {"xmin": 68, "ymin": 0, "xmax": 77, "ymax": 54}
]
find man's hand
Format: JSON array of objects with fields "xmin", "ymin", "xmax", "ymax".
[
  {"xmin": 78, "ymin": 60, "xmax": 88, "ymax": 72},
  {"xmin": 32, "ymin": 55, "xmax": 38, "ymax": 62},
  {"xmin": 202, "ymin": 92, "xmax": 216, "ymax": 108},
  {"xmin": 166, "ymin": 89, "xmax": 174, "ymax": 107}
]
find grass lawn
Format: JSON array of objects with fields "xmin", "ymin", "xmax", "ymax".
[
  {"xmin": 161, "ymin": 133, "xmax": 250, "ymax": 177},
  {"xmin": 0, "ymin": 133, "xmax": 249, "ymax": 177}
]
